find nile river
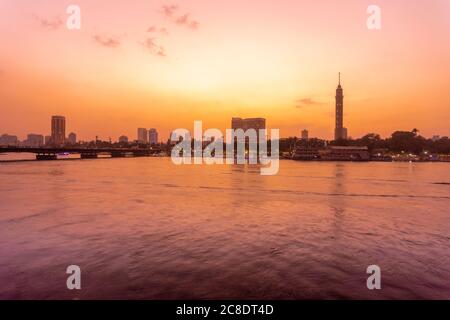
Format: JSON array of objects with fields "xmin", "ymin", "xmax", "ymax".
[{"xmin": 0, "ymin": 157, "xmax": 449, "ymax": 299}]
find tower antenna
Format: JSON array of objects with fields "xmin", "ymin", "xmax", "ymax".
[{"xmin": 339, "ymin": 72, "xmax": 341, "ymax": 85}]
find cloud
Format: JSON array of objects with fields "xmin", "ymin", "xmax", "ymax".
[
  {"xmin": 142, "ymin": 37, "xmax": 157, "ymax": 50},
  {"xmin": 175, "ymin": 14, "xmax": 189, "ymax": 25},
  {"xmin": 147, "ymin": 25, "xmax": 157, "ymax": 33},
  {"xmin": 295, "ymin": 98, "xmax": 324, "ymax": 109},
  {"xmin": 140, "ymin": 38, "xmax": 166, "ymax": 57},
  {"xmin": 156, "ymin": 46, "xmax": 167, "ymax": 57},
  {"xmin": 147, "ymin": 25, "xmax": 170, "ymax": 36},
  {"xmin": 160, "ymin": 4, "xmax": 199, "ymax": 30},
  {"xmin": 33, "ymin": 15, "xmax": 64, "ymax": 30},
  {"xmin": 175, "ymin": 13, "xmax": 199, "ymax": 30},
  {"xmin": 188, "ymin": 21, "xmax": 199, "ymax": 30},
  {"xmin": 159, "ymin": 27, "xmax": 169, "ymax": 35},
  {"xmin": 161, "ymin": 5, "xmax": 178, "ymax": 18},
  {"xmin": 93, "ymin": 34, "xmax": 121, "ymax": 48}
]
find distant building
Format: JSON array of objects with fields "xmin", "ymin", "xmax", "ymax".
[
  {"xmin": 231, "ymin": 118, "xmax": 244, "ymax": 130},
  {"xmin": 334, "ymin": 73, "xmax": 348, "ymax": 140},
  {"xmin": 231, "ymin": 117, "xmax": 266, "ymax": 132},
  {"xmin": 149, "ymin": 128, "xmax": 158, "ymax": 144},
  {"xmin": 118, "ymin": 135, "xmax": 128, "ymax": 143},
  {"xmin": 51, "ymin": 115, "xmax": 66, "ymax": 146},
  {"xmin": 231, "ymin": 117, "xmax": 266, "ymax": 145},
  {"xmin": 137, "ymin": 128, "xmax": 148, "ymax": 143},
  {"xmin": 0, "ymin": 134, "xmax": 18, "ymax": 146},
  {"xmin": 44, "ymin": 135, "xmax": 51, "ymax": 145},
  {"xmin": 25, "ymin": 134, "xmax": 44, "ymax": 147},
  {"xmin": 301, "ymin": 129, "xmax": 309, "ymax": 140},
  {"xmin": 44, "ymin": 136, "xmax": 52, "ymax": 145},
  {"xmin": 67, "ymin": 132, "xmax": 77, "ymax": 145}
]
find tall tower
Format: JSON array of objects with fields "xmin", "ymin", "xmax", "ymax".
[
  {"xmin": 51, "ymin": 115, "xmax": 66, "ymax": 146},
  {"xmin": 334, "ymin": 73, "xmax": 347, "ymax": 140},
  {"xmin": 137, "ymin": 128, "xmax": 148, "ymax": 143},
  {"xmin": 148, "ymin": 128, "xmax": 158, "ymax": 145}
]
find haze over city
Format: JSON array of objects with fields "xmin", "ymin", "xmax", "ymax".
[{"xmin": 1, "ymin": 0, "xmax": 449, "ymax": 140}]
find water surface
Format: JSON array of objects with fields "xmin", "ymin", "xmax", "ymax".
[{"xmin": 0, "ymin": 158, "xmax": 449, "ymax": 299}]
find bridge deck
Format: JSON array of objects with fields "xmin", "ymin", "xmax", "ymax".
[{"xmin": 0, "ymin": 146, "xmax": 162, "ymax": 154}]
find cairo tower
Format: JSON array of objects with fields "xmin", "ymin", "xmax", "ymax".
[{"xmin": 334, "ymin": 73, "xmax": 348, "ymax": 140}]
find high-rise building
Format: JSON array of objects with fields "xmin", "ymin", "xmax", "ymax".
[
  {"xmin": 301, "ymin": 129, "xmax": 309, "ymax": 140},
  {"xmin": 334, "ymin": 73, "xmax": 347, "ymax": 140},
  {"xmin": 0, "ymin": 134, "xmax": 18, "ymax": 146},
  {"xmin": 231, "ymin": 118, "xmax": 244, "ymax": 131},
  {"xmin": 231, "ymin": 118, "xmax": 266, "ymax": 132},
  {"xmin": 51, "ymin": 116, "xmax": 66, "ymax": 146},
  {"xmin": 149, "ymin": 128, "xmax": 158, "ymax": 145},
  {"xmin": 67, "ymin": 132, "xmax": 77, "ymax": 145},
  {"xmin": 44, "ymin": 135, "xmax": 51, "ymax": 145},
  {"xmin": 137, "ymin": 128, "xmax": 148, "ymax": 143},
  {"xmin": 25, "ymin": 134, "xmax": 44, "ymax": 147},
  {"xmin": 231, "ymin": 117, "xmax": 266, "ymax": 147}
]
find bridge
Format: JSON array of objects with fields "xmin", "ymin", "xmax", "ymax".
[{"xmin": 0, "ymin": 146, "xmax": 164, "ymax": 160}]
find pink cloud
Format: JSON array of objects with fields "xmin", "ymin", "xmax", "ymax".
[
  {"xmin": 33, "ymin": 15, "xmax": 64, "ymax": 30},
  {"xmin": 160, "ymin": 4, "xmax": 199, "ymax": 31},
  {"xmin": 93, "ymin": 35, "xmax": 121, "ymax": 48}
]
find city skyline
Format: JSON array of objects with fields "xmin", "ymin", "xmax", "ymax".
[
  {"xmin": 0, "ymin": 1, "xmax": 450, "ymax": 303},
  {"xmin": 1, "ymin": 1, "xmax": 450, "ymax": 141}
]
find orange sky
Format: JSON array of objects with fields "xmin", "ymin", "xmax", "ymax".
[{"xmin": 0, "ymin": 0, "xmax": 449, "ymax": 141}]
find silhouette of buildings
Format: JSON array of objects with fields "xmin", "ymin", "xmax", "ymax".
[
  {"xmin": 0, "ymin": 134, "xmax": 18, "ymax": 146},
  {"xmin": 334, "ymin": 73, "xmax": 348, "ymax": 140},
  {"xmin": 25, "ymin": 134, "xmax": 44, "ymax": 147},
  {"xmin": 231, "ymin": 117, "xmax": 266, "ymax": 132},
  {"xmin": 301, "ymin": 129, "xmax": 309, "ymax": 140},
  {"xmin": 149, "ymin": 128, "xmax": 158, "ymax": 144},
  {"xmin": 51, "ymin": 116, "xmax": 66, "ymax": 146},
  {"xmin": 67, "ymin": 132, "xmax": 77, "ymax": 145},
  {"xmin": 231, "ymin": 117, "xmax": 266, "ymax": 147},
  {"xmin": 137, "ymin": 128, "xmax": 148, "ymax": 143},
  {"xmin": 119, "ymin": 135, "xmax": 129, "ymax": 143}
]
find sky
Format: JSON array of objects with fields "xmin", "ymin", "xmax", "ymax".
[{"xmin": 0, "ymin": 0, "xmax": 449, "ymax": 141}]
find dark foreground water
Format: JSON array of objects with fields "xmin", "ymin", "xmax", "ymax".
[{"xmin": 0, "ymin": 157, "xmax": 449, "ymax": 299}]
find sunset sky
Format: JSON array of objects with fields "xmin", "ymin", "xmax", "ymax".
[{"xmin": 0, "ymin": 0, "xmax": 449, "ymax": 141}]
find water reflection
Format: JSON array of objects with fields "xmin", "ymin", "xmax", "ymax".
[{"xmin": 0, "ymin": 159, "xmax": 449, "ymax": 299}]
